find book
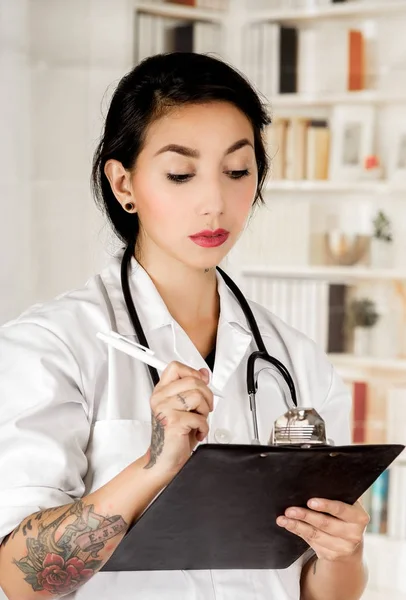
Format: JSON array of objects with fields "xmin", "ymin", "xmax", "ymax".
[
  {"xmin": 261, "ymin": 23, "xmax": 280, "ymax": 99},
  {"xmin": 173, "ymin": 23, "xmax": 194, "ymax": 53},
  {"xmin": 166, "ymin": 0, "xmax": 196, "ymax": 5},
  {"xmin": 388, "ymin": 464, "xmax": 406, "ymax": 540},
  {"xmin": 327, "ymin": 284, "xmax": 348, "ymax": 353},
  {"xmin": 279, "ymin": 26, "xmax": 298, "ymax": 94},
  {"xmin": 348, "ymin": 30, "xmax": 365, "ymax": 91},
  {"xmin": 352, "ymin": 381, "xmax": 368, "ymax": 444},
  {"xmin": 306, "ymin": 120, "xmax": 330, "ymax": 180},
  {"xmin": 368, "ymin": 469, "xmax": 390, "ymax": 535},
  {"xmin": 285, "ymin": 118, "xmax": 308, "ymax": 181},
  {"xmin": 265, "ymin": 118, "xmax": 288, "ymax": 180},
  {"xmin": 365, "ymin": 384, "xmax": 387, "ymax": 445}
]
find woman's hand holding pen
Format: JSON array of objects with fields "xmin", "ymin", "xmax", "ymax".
[
  {"xmin": 276, "ymin": 498, "xmax": 369, "ymax": 564},
  {"xmin": 143, "ymin": 362, "xmax": 213, "ymax": 477}
]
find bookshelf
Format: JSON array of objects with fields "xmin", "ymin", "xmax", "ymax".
[
  {"xmin": 265, "ymin": 179, "xmax": 406, "ymax": 195},
  {"xmin": 248, "ymin": 1, "xmax": 406, "ymax": 25},
  {"xmin": 269, "ymin": 91, "xmax": 406, "ymax": 108},
  {"xmin": 134, "ymin": 1, "xmax": 226, "ymax": 22},
  {"xmin": 329, "ymin": 353, "xmax": 406, "ymax": 374},
  {"xmin": 133, "ymin": 2, "xmax": 406, "ymax": 596},
  {"xmin": 329, "ymin": 354, "xmax": 406, "ymax": 383},
  {"xmin": 241, "ymin": 265, "xmax": 406, "ymax": 283}
]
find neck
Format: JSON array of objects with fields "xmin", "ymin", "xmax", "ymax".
[{"xmin": 134, "ymin": 244, "xmax": 220, "ymax": 332}]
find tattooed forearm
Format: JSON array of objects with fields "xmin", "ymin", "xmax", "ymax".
[
  {"xmin": 144, "ymin": 411, "xmax": 166, "ymax": 469},
  {"xmin": 12, "ymin": 501, "xmax": 127, "ymax": 595}
]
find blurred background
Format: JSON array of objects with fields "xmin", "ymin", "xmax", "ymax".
[{"xmin": 1, "ymin": 0, "xmax": 406, "ymax": 597}]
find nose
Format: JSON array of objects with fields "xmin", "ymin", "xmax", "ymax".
[{"xmin": 198, "ymin": 176, "xmax": 225, "ymax": 217}]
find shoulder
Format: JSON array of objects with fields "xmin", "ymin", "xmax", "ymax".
[
  {"xmin": 0, "ymin": 259, "xmax": 121, "ymax": 375},
  {"xmin": 2, "ymin": 274, "xmax": 108, "ymax": 342}
]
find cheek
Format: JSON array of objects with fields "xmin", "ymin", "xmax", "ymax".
[
  {"xmin": 226, "ymin": 179, "xmax": 257, "ymax": 221},
  {"xmin": 135, "ymin": 175, "xmax": 184, "ymax": 226}
]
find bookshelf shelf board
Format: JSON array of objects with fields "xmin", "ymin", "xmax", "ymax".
[
  {"xmin": 363, "ymin": 590, "xmax": 406, "ymax": 600},
  {"xmin": 329, "ymin": 354, "xmax": 406, "ymax": 374},
  {"xmin": 269, "ymin": 92, "xmax": 406, "ymax": 108},
  {"xmin": 134, "ymin": 2, "xmax": 225, "ymax": 23},
  {"xmin": 248, "ymin": 1, "xmax": 406, "ymax": 25},
  {"xmin": 265, "ymin": 180, "xmax": 406, "ymax": 195},
  {"xmin": 241, "ymin": 265, "xmax": 406, "ymax": 283}
]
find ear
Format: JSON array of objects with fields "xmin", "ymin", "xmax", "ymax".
[{"xmin": 104, "ymin": 159, "xmax": 135, "ymax": 210}]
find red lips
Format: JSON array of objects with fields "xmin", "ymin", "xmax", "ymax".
[
  {"xmin": 190, "ymin": 229, "xmax": 229, "ymax": 237},
  {"xmin": 189, "ymin": 229, "xmax": 230, "ymax": 248}
]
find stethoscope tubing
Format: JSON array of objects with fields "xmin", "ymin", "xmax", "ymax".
[{"xmin": 120, "ymin": 244, "xmax": 298, "ymax": 443}]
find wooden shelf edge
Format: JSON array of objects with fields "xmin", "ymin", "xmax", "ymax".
[
  {"xmin": 134, "ymin": 1, "xmax": 225, "ymax": 23},
  {"xmin": 241, "ymin": 265, "xmax": 406, "ymax": 282},
  {"xmin": 264, "ymin": 180, "xmax": 406, "ymax": 194},
  {"xmin": 248, "ymin": 1, "xmax": 406, "ymax": 25},
  {"xmin": 328, "ymin": 353, "xmax": 406, "ymax": 374},
  {"xmin": 269, "ymin": 92, "xmax": 406, "ymax": 107}
]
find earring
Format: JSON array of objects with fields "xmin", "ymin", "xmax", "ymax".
[{"xmin": 124, "ymin": 202, "xmax": 135, "ymax": 212}]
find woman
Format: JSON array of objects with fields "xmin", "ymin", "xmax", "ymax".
[{"xmin": 0, "ymin": 53, "xmax": 368, "ymax": 600}]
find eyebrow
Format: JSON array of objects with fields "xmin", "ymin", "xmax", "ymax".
[{"xmin": 154, "ymin": 138, "xmax": 254, "ymax": 159}]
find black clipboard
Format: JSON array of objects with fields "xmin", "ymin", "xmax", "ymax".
[{"xmin": 102, "ymin": 443, "xmax": 404, "ymax": 572}]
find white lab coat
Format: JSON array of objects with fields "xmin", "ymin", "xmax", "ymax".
[{"xmin": 0, "ymin": 252, "xmax": 351, "ymax": 600}]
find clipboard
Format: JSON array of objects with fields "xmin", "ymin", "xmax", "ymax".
[{"xmin": 101, "ymin": 442, "xmax": 404, "ymax": 572}]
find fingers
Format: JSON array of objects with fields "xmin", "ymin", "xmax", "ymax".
[
  {"xmin": 306, "ymin": 499, "xmax": 370, "ymax": 528},
  {"xmin": 174, "ymin": 390, "xmax": 211, "ymax": 417},
  {"xmin": 162, "ymin": 410, "xmax": 210, "ymax": 441},
  {"xmin": 163, "ymin": 376, "xmax": 214, "ymax": 411},
  {"xmin": 277, "ymin": 515, "xmax": 356, "ymax": 557},
  {"xmin": 278, "ymin": 507, "xmax": 363, "ymax": 544},
  {"xmin": 276, "ymin": 499, "xmax": 369, "ymax": 561},
  {"xmin": 158, "ymin": 361, "xmax": 209, "ymax": 388},
  {"xmin": 153, "ymin": 365, "xmax": 214, "ymax": 414}
]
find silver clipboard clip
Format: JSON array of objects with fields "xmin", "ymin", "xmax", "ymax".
[{"xmin": 269, "ymin": 408, "xmax": 333, "ymax": 447}]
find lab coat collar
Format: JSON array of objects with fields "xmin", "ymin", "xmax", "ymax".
[{"xmin": 102, "ymin": 251, "xmax": 252, "ymax": 338}]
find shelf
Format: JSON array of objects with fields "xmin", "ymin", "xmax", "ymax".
[
  {"xmin": 241, "ymin": 265, "xmax": 406, "ymax": 282},
  {"xmin": 365, "ymin": 533, "xmax": 406, "ymax": 546},
  {"xmin": 364, "ymin": 533, "xmax": 406, "ymax": 599},
  {"xmin": 249, "ymin": 1, "xmax": 406, "ymax": 25},
  {"xmin": 363, "ymin": 590, "xmax": 406, "ymax": 600},
  {"xmin": 265, "ymin": 180, "xmax": 406, "ymax": 195},
  {"xmin": 329, "ymin": 353, "xmax": 406, "ymax": 374},
  {"xmin": 269, "ymin": 91, "xmax": 406, "ymax": 108},
  {"xmin": 134, "ymin": 1, "xmax": 225, "ymax": 23}
]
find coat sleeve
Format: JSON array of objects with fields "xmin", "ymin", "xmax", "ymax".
[{"xmin": 0, "ymin": 322, "xmax": 90, "ymax": 544}]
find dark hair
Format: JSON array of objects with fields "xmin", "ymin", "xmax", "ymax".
[{"xmin": 91, "ymin": 52, "xmax": 271, "ymax": 246}]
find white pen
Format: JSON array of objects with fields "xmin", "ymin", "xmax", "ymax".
[{"xmin": 96, "ymin": 330, "xmax": 224, "ymax": 398}]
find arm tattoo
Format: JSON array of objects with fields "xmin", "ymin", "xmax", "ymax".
[
  {"xmin": 12, "ymin": 500, "xmax": 127, "ymax": 595},
  {"xmin": 144, "ymin": 411, "xmax": 166, "ymax": 469}
]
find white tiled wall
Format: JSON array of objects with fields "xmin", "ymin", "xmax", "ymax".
[{"xmin": 0, "ymin": 0, "xmax": 134, "ymax": 323}]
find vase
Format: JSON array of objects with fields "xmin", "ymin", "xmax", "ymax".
[
  {"xmin": 369, "ymin": 239, "xmax": 393, "ymax": 269},
  {"xmin": 353, "ymin": 327, "xmax": 372, "ymax": 357}
]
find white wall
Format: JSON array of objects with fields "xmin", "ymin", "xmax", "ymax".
[
  {"xmin": 0, "ymin": 0, "xmax": 32, "ymax": 322},
  {"xmin": 0, "ymin": 0, "xmax": 136, "ymax": 324}
]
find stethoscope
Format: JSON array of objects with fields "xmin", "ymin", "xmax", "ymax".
[{"xmin": 120, "ymin": 243, "xmax": 298, "ymax": 444}]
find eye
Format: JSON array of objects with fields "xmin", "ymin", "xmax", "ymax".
[
  {"xmin": 225, "ymin": 169, "xmax": 250, "ymax": 180},
  {"xmin": 167, "ymin": 173, "xmax": 195, "ymax": 184}
]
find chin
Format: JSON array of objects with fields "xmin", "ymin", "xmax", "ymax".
[{"xmin": 181, "ymin": 250, "xmax": 226, "ymax": 272}]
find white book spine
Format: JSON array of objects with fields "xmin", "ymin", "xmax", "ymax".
[
  {"xmin": 261, "ymin": 23, "xmax": 279, "ymax": 100},
  {"xmin": 388, "ymin": 464, "xmax": 401, "ymax": 538},
  {"xmin": 387, "ymin": 387, "xmax": 406, "ymax": 444}
]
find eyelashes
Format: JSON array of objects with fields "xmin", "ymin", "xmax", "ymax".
[{"xmin": 166, "ymin": 169, "xmax": 250, "ymax": 185}]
